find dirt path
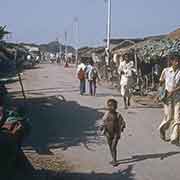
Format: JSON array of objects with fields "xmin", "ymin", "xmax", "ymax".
[{"xmin": 7, "ymin": 64, "xmax": 180, "ymax": 180}]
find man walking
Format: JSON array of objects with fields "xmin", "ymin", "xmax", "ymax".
[
  {"xmin": 159, "ymin": 53, "xmax": 180, "ymax": 145},
  {"xmin": 118, "ymin": 53, "xmax": 136, "ymax": 109},
  {"xmin": 87, "ymin": 61, "xmax": 99, "ymax": 96},
  {"xmin": 76, "ymin": 59, "xmax": 86, "ymax": 95}
]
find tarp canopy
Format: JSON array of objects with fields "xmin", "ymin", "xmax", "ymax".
[
  {"xmin": 136, "ymin": 38, "xmax": 180, "ymax": 63},
  {"xmin": 112, "ymin": 38, "xmax": 180, "ymax": 64}
]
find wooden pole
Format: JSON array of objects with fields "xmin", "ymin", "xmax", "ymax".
[
  {"xmin": 15, "ymin": 49, "xmax": 26, "ymax": 100},
  {"xmin": 17, "ymin": 72, "xmax": 26, "ymax": 100}
]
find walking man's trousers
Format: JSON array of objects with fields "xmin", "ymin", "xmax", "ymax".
[{"xmin": 159, "ymin": 101, "xmax": 180, "ymax": 144}]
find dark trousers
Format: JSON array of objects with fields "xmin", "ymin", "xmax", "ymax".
[
  {"xmin": 89, "ymin": 80, "xmax": 96, "ymax": 96},
  {"xmin": 106, "ymin": 134, "xmax": 119, "ymax": 162},
  {"xmin": 80, "ymin": 80, "xmax": 86, "ymax": 95}
]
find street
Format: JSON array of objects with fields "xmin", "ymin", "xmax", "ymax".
[{"xmin": 7, "ymin": 64, "xmax": 180, "ymax": 180}]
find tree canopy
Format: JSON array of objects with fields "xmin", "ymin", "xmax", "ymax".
[{"xmin": 0, "ymin": 26, "xmax": 10, "ymax": 40}]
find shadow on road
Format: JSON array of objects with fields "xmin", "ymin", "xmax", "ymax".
[
  {"xmin": 116, "ymin": 151, "xmax": 180, "ymax": 165},
  {"xmin": 96, "ymin": 93, "xmax": 120, "ymax": 98},
  {"xmin": 12, "ymin": 95, "xmax": 103, "ymax": 154},
  {"xmin": 130, "ymin": 103, "xmax": 163, "ymax": 109},
  {"xmin": 11, "ymin": 87, "xmax": 79, "ymax": 96},
  {"xmin": 14, "ymin": 165, "xmax": 135, "ymax": 180}
]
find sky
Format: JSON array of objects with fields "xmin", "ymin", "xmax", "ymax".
[{"xmin": 0, "ymin": 0, "xmax": 179, "ymax": 47}]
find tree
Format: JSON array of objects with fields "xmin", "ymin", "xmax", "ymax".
[{"xmin": 0, "ymin": 26, "xmax": 10, "ymax": 40}]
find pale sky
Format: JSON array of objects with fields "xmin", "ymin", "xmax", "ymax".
[{"xmin": 0, "ymin": 0, "xmax": 179, "ymax": 47}]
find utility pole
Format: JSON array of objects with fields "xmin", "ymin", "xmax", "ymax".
[
  {"xmin": 59, "ymin": 38, "xmax": 62, "ymax": 58},
  {"xmin": 15, "ymin": 49, "xmax": 26, "ymax": 100},
  {"xmin": 74, "ymin": 17, "xmax": 79, "ymax": 65},
  {"xmin": 64, "ymin": 31, "xmax": 68, "ymax": 60},
  {"xmin": 106, "ymin": 0, "xmax": 111, "ymax": 66},
  {"xmin": 104, "ymin": 0, "xmax": 112, "ymax": 80},
  {"xmin": 56, "ymin": 37, "xmax": 62, "ymax": 64},
  {"xmin": 57, "ymin": 37, "xmax": 62, "ymax": 58}
]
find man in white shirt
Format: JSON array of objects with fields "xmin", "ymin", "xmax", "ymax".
[
  {"xmin": 159, "ymin": 53, "xmax": 180, "ymax": 144},
  {"xmin": 86, "ymin": 61, "xmax": 99, "ymax": 96},
  {"xmin": 118, "ymin": 54, "xmax": 136, "ymax": 109}
]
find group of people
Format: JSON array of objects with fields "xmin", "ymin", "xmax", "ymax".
[
  {"xmin": 75, "ymin": 54, "xmax": 136, "ymax": 166},
  {"xmin": 99, "ymin": 52, "xmax": 180, "ymax": 167},
  {"xmin": 76, "ymin": 59, "xmax": 100, "ymax": 96},
  {"xmin": 0, "ymin": 52, "xmax": 179, "ymax": 175}
]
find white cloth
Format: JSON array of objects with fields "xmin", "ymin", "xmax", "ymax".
[
  {"xmin": 160, "ymin": 67, "xmax": 180, "ymax": 102},
  {"xmin": 118, "ymin": 61, "xmax": 136, "ymax": 97},
  {"xmin": 86, "ymin": 65, "xmax": 93, "ymax": 75},
  {"xmin": 118, "ymin": 61, "xmax": 136, "ymax": 86},
  {"xmin": 27, "ymin": 55, "xmax": 31, "ymax": 60},
  {"xmin": 35, "ymin": 56, "xmax": 39, "ymax": 61},
  {"xmin": 113, "ymin": 54, "xmax": 118, "ymax": 63},
  {"xmin": 160, "ymin": 67, "xmax": 180, "ymax": 92}
]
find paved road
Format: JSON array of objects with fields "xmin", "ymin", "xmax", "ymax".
[{"xmin": 8, "ymin": 64, "xmax": 180, "ymax": 180}]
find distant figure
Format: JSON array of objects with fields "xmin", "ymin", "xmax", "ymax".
[
  {"xmin": 158, "ymin": 53, "xmax": 180, "ymax": 145},
  {"xmin": 57, "ymin": 56, "xmax": 61, "ymax": 64},
  {"xmin": 100, "ymin": 99, "xmax": 126, "ymax": 166},
  {"xmin": 26, "ymin": 54, "xmax": 31, "ymax": 60},
  {"xmin": 35, "ymin": 56, "xmax": 40, "ymax": 64},
  {"xmin": 87, "ymin": 61, "xmax": 99, "ymax": 96},
  {"xmin": 76, "ymin": 60, "xmax": 87, "ymax": 95},
  {"xmin": 118, "ymin": 53, "xmax": 136, "ymax": 109}
]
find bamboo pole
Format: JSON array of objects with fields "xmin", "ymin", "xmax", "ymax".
[{"xmin": 15, "ymin": 49, "xmax": 26, "ymax": 100}]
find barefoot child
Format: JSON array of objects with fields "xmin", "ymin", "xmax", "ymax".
[{"xmin": 101, "ymin": 98, "xmax": 126, "ymax": 166}]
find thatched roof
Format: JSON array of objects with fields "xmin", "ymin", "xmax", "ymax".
[
  {"xmin": 104, "ymin": 38, "xmax": 143, "ymax": 45},
  {"xmin": 168, "ymin": 28, "xmax": 180, "ymax": 40},
  {"xmin": 78, "ymin": 46, "xmax": 105, "ymax": 58},
  {"xmin": 111, "ymin": 37, "xmax": 180, "ymax": 63}
]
